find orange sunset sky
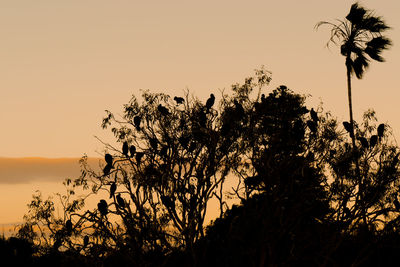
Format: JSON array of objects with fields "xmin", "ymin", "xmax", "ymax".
[{"xmin": 1, "ymin": 1, "xmax": 399, "ymax": 227}]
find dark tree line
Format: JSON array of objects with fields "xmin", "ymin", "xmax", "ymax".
[{"xmin": 6, "ymin": 66, "xmax": 399, "ymax": 266}]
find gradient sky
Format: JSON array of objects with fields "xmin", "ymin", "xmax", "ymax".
[{"xmin": 1, "ymin": 1, "xmax": 399, "ymax": 224}]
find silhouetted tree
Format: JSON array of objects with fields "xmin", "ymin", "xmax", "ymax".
[
  {"xmin": 316, "ymin": 2, "xmax": 391, "ymax": 147},
  {"xmin": 317, "ymin": 2, "xmax": 392, "ymax": 225},
  {"xmin": 325, "ymin": 110, "xmax": 400, "ymax": 232},
  {"xmin": 17, "ymin": 68, "xmax": 274, "ymax": 265},
  {"xmin": 17, "ymin": 67, "xmax": 400, "ymax": 266}
]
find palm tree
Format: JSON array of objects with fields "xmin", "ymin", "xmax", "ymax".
[
  {"xmin": 316, "ymin": 2, "xmax": 391, "ymax": 147},
  {"xmin": 316, "ymin": 2, "xmax": 391, "ymax": 225}
]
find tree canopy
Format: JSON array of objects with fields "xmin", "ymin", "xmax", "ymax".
[{"xmin": 11, "ymin": 64, "xmax": 400, "ymax": 266}]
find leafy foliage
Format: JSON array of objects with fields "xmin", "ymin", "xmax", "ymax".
[{"xmin": 15, "ymin": 67, "xmax": 400, "ymax": 266}]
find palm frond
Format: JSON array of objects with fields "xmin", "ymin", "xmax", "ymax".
[
  {"xmin": 361, "ymin": 16, "xmax": 390, "ymax": 33},
  {"xmin": 317, "ymin": 2, "xmax": 392, "ymax": 79},
  {"xmin": 346, "ymin": 3, "xmax": 367, "ymax": 25},
  {"xmin": 353, "ymin": 53, "xmax": 369, "ymax": 79},
  {"xmin": 315, "ymin": 20, "xmax": 348, "ymax": 48},
  {"xmin": 365, "ymin": 36, "xmax": 392, "ymax": 62}
]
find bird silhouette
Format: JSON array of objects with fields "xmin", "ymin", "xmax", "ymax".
[
  {"xmin": 116, "ymin": 193, "xmax": 125, "ymax": 208},
  {"xmin": 134, "ymin": 115, "xmax": 141, "ymax": 130},
  {"xmin": 109, "ymin": 182, "xmax": 116, "ymax": 198},
  {"xmin": 310, "ymin": 108, "xmax": 319, "ymax": 123},
  {"xmin": 103, "ymin": 154, "xmax": 114, "ymax": 175},
  {"xmin": 261, "ymin": 93, "xmax": 266, "ymax": 104},
  {"xmin": 158, "ymin": 104, "xmax": 170, "ymax": 115},
  {"xmin": 377, "ymin": 123, "xmax": 385, "ymax": 140},
  {"xmin": 174, "ymin": 96, "xmax": 185, "ymax": 104},
  {"xmin": 122, "ymin": 142, "xmax": 129, "ymax": 156},
  {"xmin": 98, "ymin": 199, "xmax": 108, "ymax": 216},
  {"xmin": 370, "ymin": 135, "xmax": 378, "ymax": 148},
  {"xmin": 357, "ymin": 137, "xmax": 369, "ymax": 149},
  {"xmin": 103, "ymin": 164, "xmax": 112, "ymax": 176},
  {"xmin": 105, "ymin": 154, "xmax": 113, "ymax": 166},
  {"xmin": 66, "ymin": 219, "xmax": 72, "ymax": 235},
  {"xmin": 343, "ymin": 121, "xmax": 353, "ymax": 134},
  {"xmin": 129, "ymin": 145, "xmax": 136, "ymax": 157},
  {"xmin": 205, "ymin": 94, "xmax": 215, "ymax": 111}
]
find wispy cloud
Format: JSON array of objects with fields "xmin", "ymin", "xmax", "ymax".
[{"xmin": 0, "ymin": 157, "xmax": 101, "ymax": 184}]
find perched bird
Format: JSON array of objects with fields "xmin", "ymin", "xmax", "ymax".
[
  {"xmin": 306, "ymin": 120, "xmax": 317, "ymax": 133},
  {"xmin": 129, "ymin": 145, "xmax": 136, "ymax": 157},
  {"xmin": 134, "ymin": 115, "xmax": 141, "ymax": 130},
  {"xmin": 158, "ymin": 104, "xmax": 170, "ymax": 115},
  {"xmin": 261, "ymin": 94, "xmax": 266, "ymax": 104},
  {"xmin": 377, "ymin": 123, "xmax": 385, "ymax": 140},
  {"xmin": 98, "ymin": 199, "xmax": 108, "ymax": 216},
  {"xmin": 103, "ymin": 164, "xmax": 112, "ymax": 176},
  {"xmin": 103, "ymin": 154, "xmax": 114, "ymax": 175},
  {"xmin": 205, "ymin": 94, "xmax": 215, "ymax": 111},
  {"xmin": 105, "ymin": 154, "xmax": 113, "ymax": 166},
  {"xmin": 122, "ymin": 141, "xmax": 129, "ymax": 156},
  {"xmin": 370, "ymin": 135, "xmax": 378, "ymax": 148},
  {"xmin": 135, "ymin": 152, "xmax": 144, "ymax": 165},
  {"xmin": 357, "ymin": 137, "xmax": 369, "ymax": 149},
  {"xmin": 116, "ymin": 193, "xmax": 125, "ymax": 208},
  {"xmin": 83, "ymin": 236, "xmax": 89, "ymax": 247},
  {"xmin": 66, "ymin": 219, "xmax": 73, "ymax": 235},
  {"xmin": 310, "ymin": 108, "xmax": 319, "ymax": 123},
  {"xmin": 343, "ymin": 121, "xmax": 353, "ymax": 134},
  {"xmin": 109, "ymin": 182, "xmax": 116, "ymax": 199},
  {"xmin": 174, "ymin": 96, "xmax": 185, "ymax": 104}
]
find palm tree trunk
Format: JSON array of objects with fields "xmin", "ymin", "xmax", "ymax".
[
  {"xmin": 346, "ymin": 59, "xmax": 366, "ymax": 225},
  {"xmin": 346, "ymin": 60, "xmax": 356, "ymax": 147}
]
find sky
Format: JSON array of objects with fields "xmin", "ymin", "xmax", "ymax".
[{"xmin": 1, "ymin": 0, "xmax": 399, "ymax": 225}]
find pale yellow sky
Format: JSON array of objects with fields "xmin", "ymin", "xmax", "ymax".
[{"xmin": 1, "ymin": 1, "xmax": 399, "ymax": 224}]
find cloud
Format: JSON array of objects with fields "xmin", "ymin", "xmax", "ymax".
[{"xmin": 0, "ymin": 157, "xmax": 101, "ymax": 184}]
